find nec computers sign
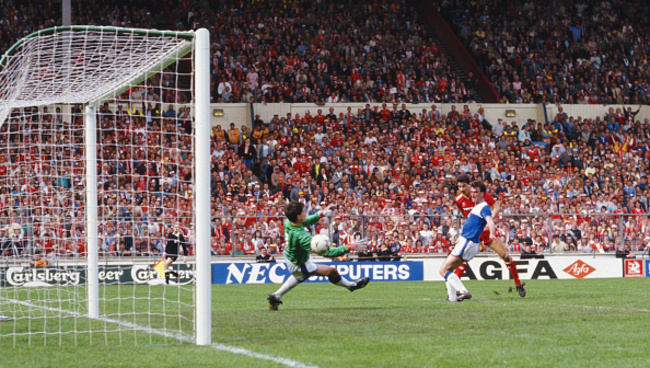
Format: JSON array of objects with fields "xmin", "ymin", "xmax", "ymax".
[{"xmin": 212, "ymin": 261, "xmax": 424, "ymax": 285}]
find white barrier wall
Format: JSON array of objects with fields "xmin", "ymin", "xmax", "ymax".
[
  {"xmin": 209, "ymin": 104, "xmax": 251, "ymax": 130},
  {"xmin": 206, "ymin": 255, "xmax": 627, "ymax": 285},
  {"xmin": 422, "ymin": 256, "xmax": 624, "ymax": 281},
  {"xmin": 210, "ymin": 103, "xmax": 650, "ymax": 130},
  {"xmin": 42, "ymin": 102, "xmax": 650, "ymax": 131}
]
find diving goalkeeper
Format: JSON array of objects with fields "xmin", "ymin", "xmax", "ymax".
[{"xmin": 267, "ymin": 201, "xmax": 370, "ymax": 311}]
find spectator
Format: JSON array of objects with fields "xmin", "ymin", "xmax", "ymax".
[
  {"xmin": 615, "ymin": 242, "xmax": 636, "ymax": 259},
  {"xmin": 551, "ymin": 235, "xmax": 568, "ymax": 253},
  {"xmin": 377, "ymin": 240, "xmax": 401, "ymax": 261},
  {"xmin": 227, "ymin": 123, "xmax": 241, "ymax": 152},
  {"xmin": 238, "ymin": 138, "xmax": 257, "ymax": 171},
  {"xmin": 356, "ymin": 244, "xmax": 375, "ymax": 262},
  {"xmin": 30, "ymin": 251, "xmax": 49, "ymax": 267},
  {"xmin": 255, "ymin": 247, "xmax": 275, "ymax": 263}
]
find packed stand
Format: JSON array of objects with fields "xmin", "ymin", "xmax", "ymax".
[
  {"xmin": 170, "ymin": 0, "xmax": 477, "ymax": 104},
  {"xmin": 441, "ymin": 0, "xmax": 650, "ymax": 105},
  {"xmin": 0, "ymin": 0, "xmax": 649, "ymax": 262},
  {"xmin": 0, "ymin": 0, "xmax": 165, "ymax": 56},
  {"xmin": 211, "ymin": 103, "xmax": 650, "ymax": 259},
  {"xmin": 0, "ymin": 72, "xmax": 194, "ymax": 261},
  {"xmin": 0, "ymin": 1, "xmax": 188, "ymax": 261},
  {"xmin": 6, "ymin": 99, "xmax": 647, "ymax": 261}
]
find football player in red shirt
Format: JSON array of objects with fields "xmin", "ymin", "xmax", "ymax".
[{"xmin": 454, "ymin": 174, "xmax": 526, "ymax": 297}]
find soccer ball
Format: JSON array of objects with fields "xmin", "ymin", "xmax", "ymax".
[{"xmin": 310, "ymin": 234, "xmax": 331, "ymax": 255}]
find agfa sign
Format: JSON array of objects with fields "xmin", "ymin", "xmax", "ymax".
[{"xmin": 563, "ymin": 260, "xmax": 596, "ymax": 279}]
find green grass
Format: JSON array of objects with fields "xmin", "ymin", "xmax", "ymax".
[{"xmin": 2, "ymin": 278, "xmax": 650, "ymax": 367}]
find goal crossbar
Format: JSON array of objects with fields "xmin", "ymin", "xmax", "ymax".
[{"xmin": 0, "ymin": 26, "xmax": 195, "ymax": 122}]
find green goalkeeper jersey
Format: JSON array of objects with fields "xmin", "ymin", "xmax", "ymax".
[{"xmin": 283, "ymin": 213, "xmax": 349, "ymax": 265}]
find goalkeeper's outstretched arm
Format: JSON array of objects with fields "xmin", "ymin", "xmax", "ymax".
[{"xmin": 321, "ymin": 239, "xmax": 367, "ymax": 258}]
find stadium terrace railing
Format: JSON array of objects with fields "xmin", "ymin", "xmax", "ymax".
[
  {"xmin": 2, "ymin": 212, "xmax": 646, "ymax": 264},
  {"xmin": 211, "ymin": 213, "xmax": 650, "ymax": 258}
]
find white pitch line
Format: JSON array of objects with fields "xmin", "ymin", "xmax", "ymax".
[{"xmin": 1, "ymin": 297, "xmax": 318, "ymax": 368}]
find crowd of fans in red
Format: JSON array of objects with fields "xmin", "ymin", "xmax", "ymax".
[
  {"xmin": 211, "ymin": 102, "xmax": 650, "ymax": 259},
  {"xmin": 0, "ymin": 0, "xmax": 649, "ymax": 261}
]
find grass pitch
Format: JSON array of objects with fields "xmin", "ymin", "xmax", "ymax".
[{"xmin": 2, "ymin": 278, "xmax": 649, "ymax": 368}]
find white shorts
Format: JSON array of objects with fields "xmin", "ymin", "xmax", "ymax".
[
  {"xmin": 286, "ymin": 256, "xmax": 318, "ymax": 281},
  {"xmin": 451, "ymin": 236, "xmax": 480, "ymax": 262}
]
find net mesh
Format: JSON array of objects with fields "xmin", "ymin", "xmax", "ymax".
[
  {"xmin": 0, "ymin": 26, "xmax": 197, "ymax": 347},
  {"xmin": 0, "ymin": 27, "xmax": 192, "ymax": 124}
]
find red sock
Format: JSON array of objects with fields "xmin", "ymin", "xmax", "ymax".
[
  {"xmin": 506, "ymin": 260, "xmax": 521, "ymax": 286},
  {"xmin": 454, "ymin": 263, "xmax": 466, "ymax": 278}
]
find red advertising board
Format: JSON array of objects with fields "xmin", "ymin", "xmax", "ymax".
[{"xmin": 623, "ymin": 259, "xmax": 644, "ymax": 278}]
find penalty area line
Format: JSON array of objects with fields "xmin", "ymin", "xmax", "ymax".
[{"xmin": 1, "ymin": 297, "xmax": 318, "ymax": 368}]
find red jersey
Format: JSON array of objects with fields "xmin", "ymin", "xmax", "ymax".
[
  {"xmin": 510, "ymin": 242, "xmax": 522, "ymax": 253},
  {"xmin": 380, "ymin": 109, "xmax": 392, "ymax": 121},
  {"xmin": 455, "ymin": 192, "xmax": 498, "ymax": 244},
  {"xmin": 455, "ymin": 192, "xmax": 496, "ymax": 218}
]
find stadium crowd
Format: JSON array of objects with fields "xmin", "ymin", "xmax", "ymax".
[
  {"xmin": 3, "ymin": 1, "xmax": 650, "ymax": 107},
  {"xmin": 0, "ymin": 0, "xmax": 475, "ymax": 104},
  {"xmin": 442, "ymin": 0, "xmax": 650, "ymax": 105},
  {"xmin": 209, "ymin": 102, "xmax": 650, "ymax": 258},
  {"xmin": 179, "ymin": 0, "xmax": 478, "ymax": 104},
  {"xmin": 0, "ymin": 0, "xmax": 649, "ymax": 261},
  {"xmin": 4, "ymin": 97, "xmax": 650, "ymax": 260}
]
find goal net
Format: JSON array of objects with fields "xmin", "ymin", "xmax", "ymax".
[{"xmin": 0, "ymin": 26, "xmax": 211, "ymax": 347}]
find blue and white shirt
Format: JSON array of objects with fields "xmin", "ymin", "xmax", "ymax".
[{"xmin": 460, "ymin": 202, "xmax": 492, "ymax": 242}]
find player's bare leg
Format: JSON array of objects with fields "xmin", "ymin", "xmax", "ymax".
[
  {"xmin": 163, "ymin": 257, "xmax": 173, "ymax": 272},
  {"xmin": 486, "ymin": 239, "xmax": 525, "ymax": 297}
]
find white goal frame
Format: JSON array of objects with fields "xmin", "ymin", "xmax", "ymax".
[{"xmin": 0, "ymin": 26, "xmax": 211, "ymax": 346}]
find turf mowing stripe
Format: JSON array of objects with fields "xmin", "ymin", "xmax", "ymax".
[
  {"xmin": 563, "ymin": 304, "xmax": 650, "ymax": 313},
  {"xmin": 1, "ymin": 297, "xmax": 318, "ymax": 368}
]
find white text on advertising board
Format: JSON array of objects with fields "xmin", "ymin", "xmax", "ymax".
[
  {"xmin": 6, "ymin": 267, "xmax": 82, "ymax": 286},
  {"xmin": 225, "ymin": 263, "xmax": 412, "ymax": 284}
]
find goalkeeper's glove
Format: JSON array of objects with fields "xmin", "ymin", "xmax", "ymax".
[{"xmin": 347, "ymin": 239, "xmax": 368, "ymax": 252}]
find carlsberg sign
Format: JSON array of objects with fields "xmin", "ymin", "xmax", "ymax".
[
  {"xmin": 0, "ymin": 264, "xmax": 195, "ymax": 287},
  {"xmin": 4, "ymin": 266, "xmax": 84, "ymax": 286}
]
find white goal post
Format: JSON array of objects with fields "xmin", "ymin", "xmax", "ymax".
[{"xmin": 0, "ymin": 26, "xmax": 211, "ymax": 346}]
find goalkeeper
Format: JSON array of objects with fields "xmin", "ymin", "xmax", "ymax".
[{"xmin": 267, "ymin": 201, "xmax": 370, "ymax": 311}]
